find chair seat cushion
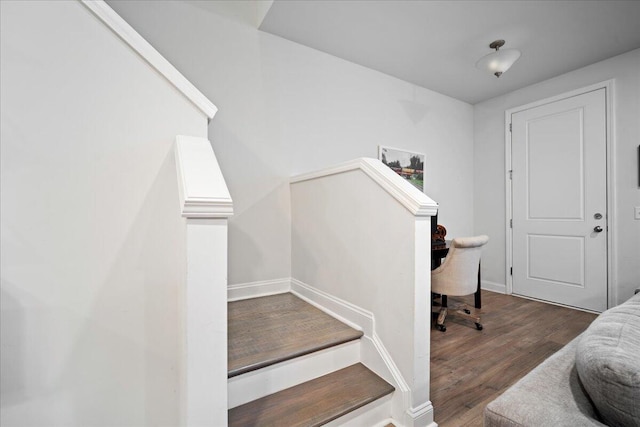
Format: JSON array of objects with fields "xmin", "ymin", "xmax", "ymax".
[{"xmin": 575, "ymin": 293, "xmax": 640, "ymax": 427}]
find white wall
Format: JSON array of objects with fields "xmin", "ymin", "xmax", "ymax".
[
  {"xmin": 474, "ymin": 49, "xmax": 640, "ymax": 304},
  {"xmin": 0, "ymin": 1, "xmax": 207, "ymax": 425},
  {"xmin": 106, "ymin": 0, "xmax": 476, "ymax": 287}
]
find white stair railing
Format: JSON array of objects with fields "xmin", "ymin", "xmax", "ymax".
[{"xmin": 290, "ymin": 158, "xmax": 438, "ymax": 427}]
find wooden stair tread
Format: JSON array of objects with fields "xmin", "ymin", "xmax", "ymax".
[
  {"xmin": 228, "ymin": 293, "xmax": 363, "ymax": 377},
  {"xmin": 228, "ymin": 363, "xmax": 395, "ymax": 427}
]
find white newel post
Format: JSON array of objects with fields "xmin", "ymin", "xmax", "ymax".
[{"xmin": 175, "ymin": 136, "xmax": 233, "ymax": 427}]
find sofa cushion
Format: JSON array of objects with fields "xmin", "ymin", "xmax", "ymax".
[
  {"xmin": 484, "ymin": 337, "xmax": 606, "ymax": 426},
  {"xmin": 576, "ymin": 293, "xmax": 640, "ymax": 427}
]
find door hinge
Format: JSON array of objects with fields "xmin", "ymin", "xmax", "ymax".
[
  {"xmin": 510, "ymin": 219, "xmax": 513, "ymax": 228},
  {"xmin": 509, "ymin": 170, "xmax": 513, "ymax": 180},
  {"xmin": 509, "ymin": 123, "xmax": 512, "ymax": 132},
  {"xmin": 510, "ymin": 267, "xmax": 513, "ymax": 276}
]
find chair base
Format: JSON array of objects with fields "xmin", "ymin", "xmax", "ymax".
[{"xmin": 433, "ymin": 304, "xmax": 482, "ymax": 332}]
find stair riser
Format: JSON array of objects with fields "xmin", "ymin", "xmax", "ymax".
[
  {"xmin": 228, "ymin": 340, "xmax": 360, "ymax": 409},
  {"xmin": 323, "ymin": 394, "xmax": 393, "ymax": 427}
]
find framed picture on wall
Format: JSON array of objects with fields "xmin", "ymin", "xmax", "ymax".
[{"xmin": 378, "ymin": 145, "xmax": 425, "ymax": 192}]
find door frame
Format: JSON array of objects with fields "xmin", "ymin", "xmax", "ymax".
[{"xmin": 504, "ymin": 80, "xmax": 616, "ymax": 310}]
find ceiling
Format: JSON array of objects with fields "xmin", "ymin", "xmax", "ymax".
[{"xmin": 258, "ymin": 0, "xmax": 640, "ymax": 104}]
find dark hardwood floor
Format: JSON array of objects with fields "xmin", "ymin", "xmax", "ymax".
[{"xmin": 430, "ymin": 290, "xmax": 597, "ymax": 427}]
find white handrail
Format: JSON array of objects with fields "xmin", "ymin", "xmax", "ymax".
[
  {"xmin": 175, "ymin": 136, "xmax": 233, "ymax": 218},
  {"xmin": 291, "ymin": 158, "xmax": 438, "ymax": 217},
  {"xmin": 80, "ymin": 0, "xmax": 217, "ymax": 120}
]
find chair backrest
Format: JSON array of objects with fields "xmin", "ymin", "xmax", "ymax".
[{"xmin": 431, "ymin": 235, "xmax": 489, "ymax": 297}]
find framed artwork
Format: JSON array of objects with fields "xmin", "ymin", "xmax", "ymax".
[{"xmin": 378, "ymin": 145, "xmax": 425, "ymax": 192}]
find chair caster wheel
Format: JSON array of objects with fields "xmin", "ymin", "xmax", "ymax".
[
  {"xmin": 436, "ymin": 324, "xmax": 446, "ymax": 332},
  {"xmin": 475, "ymin": 323, "xmax": 483, "ymax": 330},
  {"xmin": 464, "ymin": 309, "xmax": 471, "ymax": 314}
]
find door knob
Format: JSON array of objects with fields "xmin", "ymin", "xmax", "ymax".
[{"xmin": 594, "ymin": 226, "xmax": 603, "ymax": 233}]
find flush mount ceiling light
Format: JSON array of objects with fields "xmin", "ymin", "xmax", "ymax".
[{"xmin": 475, "ymin": 40, "xmax": 521, "ymax": 78}]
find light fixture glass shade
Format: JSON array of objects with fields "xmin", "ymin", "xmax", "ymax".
[{"xmin": 475, "ymin": 48, "xmax": 521, "ymax": 77}]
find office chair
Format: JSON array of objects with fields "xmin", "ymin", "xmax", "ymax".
[{"xmin": 432, "ymin": 235, "xmax": 489, "ymax": 332}]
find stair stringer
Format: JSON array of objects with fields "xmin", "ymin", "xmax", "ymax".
[{"xmin": 291, "ymin": 278, "xmax": 437, "ymax": 427}]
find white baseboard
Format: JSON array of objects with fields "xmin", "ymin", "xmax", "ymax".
[
  {"xmin": 403, "ymin": 400, "xmax": 437, "ymax": 427},
  {"xmin": 290, "ymin": 278, "xmax": 371, "ymax": 335},
  {"xmin": 227, "ymin": 278, "xmax": 291, "ymax": 301},
  {"xmin": 482, "ymin": 280, "xmax": 506, "ymax": 294}
]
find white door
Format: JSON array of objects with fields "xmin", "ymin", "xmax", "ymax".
[{"xmin": 511, "ymin": 88, "xmax": 607, "ymax": 312}]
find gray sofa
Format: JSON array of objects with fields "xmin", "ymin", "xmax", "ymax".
[{"xmin": 484, "ymin": 292, "xmax": 640, "ymax": 427}]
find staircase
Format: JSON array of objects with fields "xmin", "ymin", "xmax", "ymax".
[{"xmin": 228, "ymin": 293, "xmax": 396, "ymax": 426}]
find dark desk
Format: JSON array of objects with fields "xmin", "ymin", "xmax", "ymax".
[
  {"xmin": 431, "ymin": 240, "xmax": 449, "ymax": 270},
  {"xmin": 431, "ymin": 240, "xmax": 482, "ymax": 309}
]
